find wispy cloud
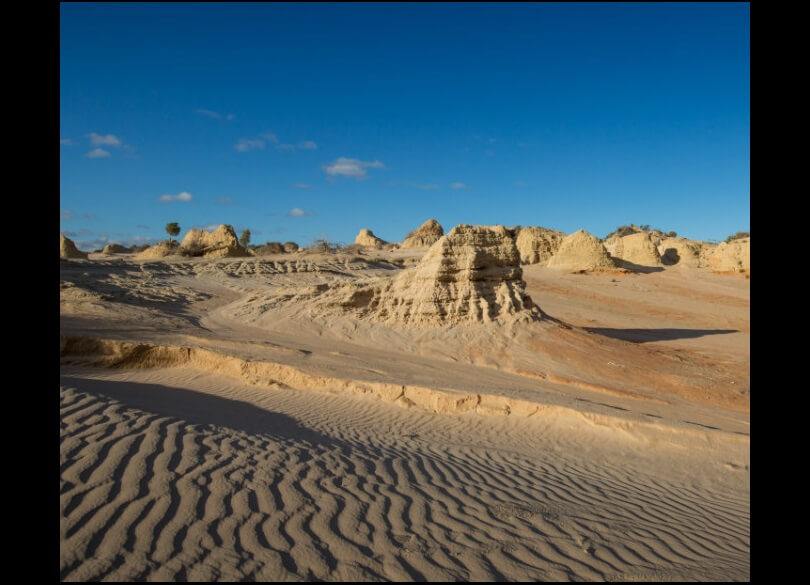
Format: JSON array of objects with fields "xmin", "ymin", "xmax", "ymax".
[
  {"xmin": 85, "ymin": 148, "xmax": 111, "ymax": 158},
  {"xmin": 277, "ymin": 140, "xmax": 318, "ymax": 151},
  {"xmin": 513, "ymin": 180, "xmax": 526, "ymax": 187},
  {"xmin": 60, "ymin": 138, "xmax": 73, "ymax": 146},
  {"xmin": 323, "ymin": 157, "xmax": 384, "ymax": 179},
  {"xmin": 214, "ymin": 196, "xmax": 235, "ymax": 206},
  {"xmin": 86, "ymin": 133, "xmax": 122, "ymax": 147},
  {"xmin": 159, "ymin": 191, "xmax": 193, "ymax": 203},
  {"xmin": 517, "ymin": 142, "xmax": 533, "ymax": 148},
  {"xmin": 450, "ymin": 182, "xmax": 470, "ymax": 189},
  {"xmin": 260, "ymin": 132, "xmax": 279, "ymax": 144},
  {"xmin": 234, "ymin": 138, "xmax": 266, "ymax": 152},
  {"xmin": 136, "ymin": 224, "xmax": 150, "ymax": 230},
  {"xmin": 293, "ymin": 183, "xmax": 313, "ymax": 190},
  {"xmin": 83, "ymin": 212, "xmax": 96, "ymax": 219},
  {"xmin": 195, "ymin": 108, "xmax": 236, "ymax": 120},
  {"xmin": 287, "ymin": 207, "xmax": 313, "ymax": 217},
  {"xmin": 61, "ymin": 209, "xmax": 74, "ymax": 220}
]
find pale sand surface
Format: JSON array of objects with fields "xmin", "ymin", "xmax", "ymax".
[{"xmin": 60, "ymin": 253, "xmax": 749, "ymax": 580}]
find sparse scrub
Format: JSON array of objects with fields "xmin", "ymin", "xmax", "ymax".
[
  {"xmin": 725, "ymin": 231, "xmax": 750, "ymax": 243},
  {"xmin": 165, "ymin": 222, "xmax": 180, "ymax": 243}
]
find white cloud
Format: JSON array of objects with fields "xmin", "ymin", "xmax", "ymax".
[
  {"xmin": 159, "ymin": 191, "xmax": 193, "ymax": 203},
  {"xmin": 61, "ymin": 209, "xmax": 74, "ymax": 220},
  {"xmin": 234, "ymin": 138, "xmax": 266, "ymax": 152},
  {"xmin": 85, "ymin": 148, "xmax": 111, "ymax": 158},
  {"xmin": 293, "ymin": 183, "xmax": 313, "ymax": 189},
  {"xmin": 513, "ymin": 180, "xmax": 526, "ymax": 187},
  {"xmin": 195, "ymin": 108, "xmax": 221, "ymax": 119},
  {"xmin": 260, "ymin": 132, "xmax": 279, "ymax": 144},
  {"xmin": 215, "ymin": 196, "xmax": 234, "ymax": 206},
  {"xmin": 323, "ymin": 157, "xmax": 384, "ymax": 179},
  {"xmin": 389, "ymin": 181, "xmax": 439, "ymax": 190},
  {"xmin": 450, "ymin": 182, "xmax": 469, "ymax": 189},
  {"xmin": 287, "ymin": 207, "xmax": 313, "ymax": 217},
  {"xmin": 86, "ymin": 133, "xmax": 122, "ymax": 146},
  {"xmin": 297, "ymin": 140, "xmax": 318, "ymax": 150},
  {"xmin": 60, "ymin": 138, "xmax": 73, "ymax": 146}
]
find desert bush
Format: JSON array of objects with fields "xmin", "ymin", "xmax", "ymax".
[
  {"xmin": 725, "ymin": 231, "xmax": 750, "ymax": 243},
  {"xmin": 283, "ymin": 241, "xmax": 299, "ymax": 252},
  {"xmin": 165, "ymin": 222, "xmax": 180, "ymax": 243}
]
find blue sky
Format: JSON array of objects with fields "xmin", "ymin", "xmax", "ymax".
[{"xmin": 60, "ymin": 2, "xmax": 749, "ymax": 250}]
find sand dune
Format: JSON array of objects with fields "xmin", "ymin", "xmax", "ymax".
[{"xmin": 60, "ymin": 236, "xmax": 749, "ymax": 581}]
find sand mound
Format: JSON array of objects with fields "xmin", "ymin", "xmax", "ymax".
[
  {"xmin": 401, "ymin": 219, "xmax": 444, "ymax": 248},
  {"xmin": 354, "ymin": 228, "xmax": 387, "ymax": 248},
  {"xmin": 350, "ymin": 225, "xmax": 539, "ymax": 326},
  {"xmin": 604, "ymin": 232, "xmax": 662, "ymax": 267},
  {"xmin": 283, "ymin": 241, "xmax": 299, "ymax": 253},
  {"xmin": 547, "ymin": 229, "xmax": 617, "ymax": 271},
  {"xmin": 700, "ymin": 237, "xmax": 750, "ymax": 271},
  {"xmin": 658, "ymin": 237, "xmax": 703, "ymax": 266},
  {"xmin": 515, "ymin": 226, "xmax": 566, "ymax": 265},
  {"xmin": 254, "ymin": 242, "xmax": 285, "ymax": 255},
  {"xmin": 135, "ymin": 240, "xmax": 180, "ymax": 259},
  {"xmin": 60, "ymin": 234, "xmax": 88, "ymax": 259},
  {"xmin": 180, "ymin": 225, "xmax": 249, "ymax": 258},
  {"xmin": 101, "ymin": 243, "xmax": 129, "ymax": 255}
]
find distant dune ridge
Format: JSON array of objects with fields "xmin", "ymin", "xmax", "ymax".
[
  {"xmin": 354, "ymin": 228, "xmax": 387, "ymax": 248},
  {"xmin": 515, "ymin": 226, "xmax": 566, "ymax": 265},
  {"xmin": 547, "ymin": 229, "xmax": 618, "ymax": 271},
  {"xmin": 60, "ymin": 234, "xmax": 88, "ymax": 259},
  {"xmin": 604, "ymin": 232, "xmax": 663, "ymax": 267},
  {"xmin": 401, "ymin": 219, "xmax": 444, "ymax": 248}
]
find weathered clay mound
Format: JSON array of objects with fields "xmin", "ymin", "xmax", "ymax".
[
  {"xmin": 700, "ymin": 238, "xmax": 749, "ymax": 271},
  {"xmin": 101, "ymin": 243, "xmax": 129, "ymax": 255},
  {"xmin": 401, "ymin": 219, "xmax": 444, "ymax": 248},
  {"xmin": 283, "ymin": 242, "xmax": 299, "ymax": 253},
  {"xmin": 180, "ymin": 225, "xmax": 248, "ymax": 258},
  {"xmin": 658, "ymin": 237, "xmax": 703, "ymax": 267},
  {"xmin": 135, "ymin": 240, "xmax": 181, "ymax": 260},
  {"xmin": 355, "ymin": 229, "xmax": 387, "ymax": 248},
  {"xmin": 605, "ymin": 232, "xmax": 662, "ymax": 267},
  {"xmin": 547, "ymin": 229, "xmax": 618, "ymax": 271},
  {"xmin": 515, "ymin": 226, "xmax": 566, "ymax": 265},
  {"xmin": 348, "ymin": 225, "xmax": 540, "ymax": 326},
  {"xmin": 60, "ymin": 234, "xmax": 88, "ymax": 259}
]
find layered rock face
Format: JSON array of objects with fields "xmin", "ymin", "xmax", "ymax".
[
  {"xmin": 547, "ymin": 230, "xmax": 617, "ymax": 271},
  {"xmin": 354, "ymin": 229, "xmax": 387, "ymax": 248},
  {"xmin": 515, "ymin": 226, "xmax": 566, "ymax": 265},
  {"xmin": 180, "ymin": 225, "xmax": 248, "ymax": 258},
  {"xmin": 604, "ymin": 232, "xmax": 662, "ymax": 267},
  {"xmin": 699, "ymin": 238, "xmax": 750, "ymax": 271},
  {"xmin": 360, "ymin": 225, "xmax": 539, "ymax": 325},
  {"xmin": 60, "ymin": 234, "xmax": 88, "ymax": 259},
  {"xmin": 401, "ymin": 219, "xmax": 444, "ymax": 248},
  {"xmin": 658, "ymin": 237, "xmax": 703, "ymax": 267}
]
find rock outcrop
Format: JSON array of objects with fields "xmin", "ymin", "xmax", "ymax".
[
  {"xmin": 350, "ymin": 225, "xmax": 540, "ymax": 325},
  {"xmin": 135, "ymin": 240, "xmax": 180, "ymax": 260},
  {"xmin": 401, "ymin": 219, "xmax": 444, "ymax": 248},
  {"xmin": 60, "ymin": 234, "xmax": 88, "ymax": 259},
  {"xmin": 547, "ymin": 230, "xmax": 618, "ymax": 271},
  {"xmin": 699, "ymin": 238, "xmax": 750, "ymax": 272},
  {"xmin": 658, "ymin": 237, "xmax": 703, "ymax": 267},
  {"xmin": 515, "ymin": 226, "xmax": 566, "ymax": 265},
  {"xmin": 354, "ymin": 229, "xmax": 387, "ymax": 248},
  {"xmin": 101, "ymin": 243, "xmax": 129, "ymax": 255},
  {"xmin": 180, "ymin": 225, "xmax": 248, "ymax": 258},
  {"xmin": 283, "ymin": 242, "xmax": 299, "ymax": 253},
  {"xmin": 604, "ymin": 232, "xmax": 662, "ymax": 267}
]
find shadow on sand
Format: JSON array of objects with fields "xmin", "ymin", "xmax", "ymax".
[
  {"xmin": 585, "ymin": 327, "xmax": 739, "ymax": 343},
  {"xmin": 60, "ymin": 375, "xmax": 337, "ymax": 446}
]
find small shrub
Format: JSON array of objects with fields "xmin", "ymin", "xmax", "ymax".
[{"xmin": 725, "ymin": 231, "xmax": 750, "ymax": 243}]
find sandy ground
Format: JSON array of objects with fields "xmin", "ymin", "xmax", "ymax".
[{"xmin": 60, "ymin": 251, "xmax": 749, "ymax": 581}]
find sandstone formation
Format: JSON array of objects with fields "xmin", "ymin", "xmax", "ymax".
[
  {"xmin": 547, "ymin": 229, "xmax": 618, "ymax": 271},
  {"xmin": 101, "ymin": 243, "xmax": 129, "ymax": 255},
  {"xmin": 604, "ymin": 232, "xmax": 662, "ymax": 267},
  {"xmin": 283, "ymin": 242, "xmax": 300, "ymax": 253},
  {"xmin": 60, "ymin": 234, "xmax": 88, "ymax": 259},
  {"xmin": 348, "ymin": 225, "xmax": 540, "ymax": 326},
  {"xmin": 354, "ymin": 229, "xmax": 387, "ymax": 248},
  {"xmin": 658, "ymin": 237, "xmax": 703, "ymax": 267},
  {"xmin": 515, "ymin": 226, "xmax": 566, "ymax": 265},
  {"xmin": 401, "ymin": 219, "xmax": 444, "ymax": 248},
  {"xmin": 180, "ymin": 225, "xmax": 248, "ymax": 258},
  {"xmin": 699, "ymin": 238, "xmax": 750, "ymax": 272},
  {"xmin": 135, "ymin": 240, "xmax": 180, "ymax": 260}
]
